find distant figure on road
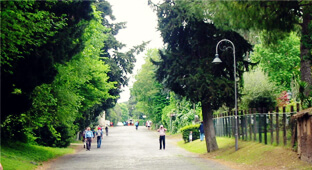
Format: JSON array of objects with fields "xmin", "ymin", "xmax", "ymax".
[
  {"xmin": 135, "ymin": 121, "xmax": 139, "ymax": 130},
  {"xmin": 199, "ymin": 121, "xmax": 205, "ymax": 141},
  {"xmin": 96, "ymin": 127, "xmax": 103, "ymax": 148},
  {"xmin": 85, "ymin": 127, "xmax": 94, "ymax": 151},
  {"xmin": 105, "ymin": 126, "xmax": 108, "ymax": 136},
  {"xmin": 157, "ymin": 125, "xmax": 167, "ymax": 150},
  {"xmin": 92, "ymin": 128, "xmax": 96, "ymax": 139},
  {"xmin": 147, "ymin": 121, "xmax": 151, "ymax": 130},
  {"xmin": 82, "ymin": 127, "xmax": 87, "ymax": 148}
]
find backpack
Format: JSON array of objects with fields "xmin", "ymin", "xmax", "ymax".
[{"xmin": 97, "ymin": 130, "xmax": 102, "ymax": 137}]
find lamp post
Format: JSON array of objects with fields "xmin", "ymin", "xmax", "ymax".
[{"xmin": 212, "ymin": 39, "xmax": 238, "ymax": 151}]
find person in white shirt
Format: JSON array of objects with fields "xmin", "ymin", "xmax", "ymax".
[
  {"xmin": 147, "ymin": 121, "xmax": 151, "ymax": 130},
  {"xmin": 157, "ymin": 125, "xmax": 167, "ymax": 150}
]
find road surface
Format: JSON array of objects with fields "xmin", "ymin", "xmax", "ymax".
[{"xmin": 48, "ymin": 126, "xmax": 233, "ymax": 170}]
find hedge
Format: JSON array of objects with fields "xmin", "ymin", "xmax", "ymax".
[{"xmin": 179, "ymin": 124, "xmax": 200, "ymax": 143}]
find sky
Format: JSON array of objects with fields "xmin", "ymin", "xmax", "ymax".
[{"xmin": 106, "ymin": 0, "xmax": 163, "ymax": 103}]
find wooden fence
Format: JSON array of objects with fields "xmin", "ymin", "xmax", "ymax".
[{"xmin": 213, "ymin": 103, "xmax": 300, "ymax": 147}]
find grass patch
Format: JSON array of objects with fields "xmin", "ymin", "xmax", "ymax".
[
  {"xmin": 176, "ymin": 136, "xmax": 312, "ymax": 169},
  {"xmin": 1, "ymin": 142, "xmax": 74, "ymax": 170}
]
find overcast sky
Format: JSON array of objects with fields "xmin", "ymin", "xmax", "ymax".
[{"xmin": 106, "ymin": 0, "xmax": 163, "ymax": 103}]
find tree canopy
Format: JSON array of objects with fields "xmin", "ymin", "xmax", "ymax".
[
  {"xmin": 205, "ymin": 1, "xmax": 312, "ymax": 105},
  {"xmin": 150, "ymin": 0, "xmax": 252, "ymax": 152},
  {"xmin": 1, "ymin": 0, "xmax": 143, "ymax": 147},
  {"xmin": 131, "ymin": 49, "xmax": 169, "ymax": 124}
]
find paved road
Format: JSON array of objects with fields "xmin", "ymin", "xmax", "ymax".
[{"xmin": 48, "ymin": 126, "xmax": 233, "ymax": 170}]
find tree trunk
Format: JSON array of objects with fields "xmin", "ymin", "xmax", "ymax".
[
  {"xmin": 300, "ymin": 5, "xmax": 312, "ymax": 98},
  {"xmin": 202, "ymin": 100, "xmax": 218, "ymax": 152}
]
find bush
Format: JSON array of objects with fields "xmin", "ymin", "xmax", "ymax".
[
  {"xmin": 241, "ymin": 69, "xmax": 278, "ymax": 110},
  {"xmin": 179, "ymin": 124, "xmax": 200, "ymax": 143}
]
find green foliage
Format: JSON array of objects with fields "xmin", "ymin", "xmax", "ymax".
[
  {"xmin": 151, "ymin": 0, "xmax": 252, "ymax": 109},
  {"xmin": 131, "ymin": 49, "xmax": 169, "ymax": 124},
  {"xmin": 1, "ymin": 2, "xmax": 117, "ymax": 147},
  {"xmin": 161, "ymin": 93, "xmax": 201, "ymax": 134},
  {"xmin": 251, "ymin": 32, "xmax": 301, "ymax": 89},
  {"xmin": 0, "ymin": 1, "xmax": 66, "ymax": 72},
  {"xmin": 180, "ymin": 124, "xmax": 200, "ymax": 143},
  {"xmin": 205, "ymin": 1, "xmax": 301, "ymax": 44},
  {"xmin": 1, "ymin": 1, "xmax": 95, "ymax": 146},
  {"xmin": 106, "ymin": 103, "xmax": 129, "ymax": 124},
  {"xmin": 36, "ymin": 5, "xmax": 115, "ymax": 146},
  {"xmin": 240, "ymin": 68, "xmax": 278, "ymax": 110},
  {"xmin": 149, "ymin": 0, "xmax": 252, "ymax": 151},
  {"xmin": 205, "ymin": 0, "xmax": 312, "ymax": 106},
  {"xmin": 93, "ymin": 0, "xmax": 148, "ymax": 109}
]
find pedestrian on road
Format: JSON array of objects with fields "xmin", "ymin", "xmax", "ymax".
[
  {"xmin": 105, "ymin": 126, "xmax": 108, "ymax": 136},
  {"xmin": 199, "ymin": 121, "xmax": 205, "ymax": 141},
  {"xmin": 85, "ymin": 127, "xmax": 94, "ymax": 151},
  {"xmin": 92, "ymin": 128, "xmax": 96, "ymax": 139},
  {"xmin": 147, "ymin": 121, "xmax": 151, "ymax": 130},
  {"xmin": 157, "ymin": 125, "xmax": 167, "ymax": 150},
  {"xmin": 135, "ymin": 121, "xmax": 139, "ymax": 130},
  {"xmin": 82, "ymin": 127, "xmax": 87, "ymax": 148},
  {"xmin": 96, "ymin": 127, "xmax": 103, "ymax": 148}
]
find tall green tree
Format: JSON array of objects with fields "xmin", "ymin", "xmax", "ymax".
[
  {"xmin": 1, "ymin": 1, "xmax": 94, "ymax": 143},
  {"xmin": 150, "ymin": 1, "xmax": 252, "ymax": 152},
  {"xmin": 206, "ymin": 1, "xmax": 312, "ymax": 104},
  {"xmin": 91, "ymin": 0, "xmax": 148, "ymax": 111},
  {"xmin": 1, "ymin": 2, "xmax": 116, "ymax": 146},
  {"xmin": 251, "ymin": 32, "xmax": 301, "ymax": 90},
  {"xmin": 131, "ymin": 49, "xmax": 169, "ymax": 124}
]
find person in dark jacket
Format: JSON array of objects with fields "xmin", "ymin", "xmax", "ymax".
[{"xmin": 199, "ymin": 121, "xmax": 205, "ymax": 141}]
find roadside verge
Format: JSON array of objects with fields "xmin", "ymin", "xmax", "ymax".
[{"xmin": 168, "ymin": 134, "xmax": 312, "ymax": 170}]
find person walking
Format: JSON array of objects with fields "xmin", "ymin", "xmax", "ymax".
[
  {"xmin": 135, "ymin": 121, "xmax": 139, "ymax": 130},
  {"xmin": 157, "ymin": 125, "xmax": 167, "ymax": 150},
  {"xmin": 82, "ymin": 127, "xmax": 87, "ymax": 148},
  {"xmin": 199, "ymin": 121, "xmax": 205, "ymax": 141},
  {"xmin": 96, "ymin": 127, "xmax": 103, "ymax": 148},
  {"xmin": 147, "ymin": 121, "xmax": 151, "ymax": 130},
  {"xmin": 85, "ymin": 127, "xmax": 94, "ymax": 151},
  {"xmin": 92, "ymin": 128, "xmax": 96, "ymax": 139},
  {"xmin": 105, "ymin": 126, "xmax": 108, "ymax": 136}
]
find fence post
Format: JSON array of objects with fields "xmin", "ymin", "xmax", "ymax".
[
  {"xmin": 264, "ymin": 107, "xmax": 267, "ymax": 145},
  {"xmin": 276, "ymin": 107, "xmax": 280, "ymax": 145},
  {"xmin": 290, "ymin": 106, "xmax": 296, "ymax": 149},
  {"xmin": 224, "ymin": 113, "xmax": 227, "ymax": 137},
  {"xmin": 245, "ymin": 110, "xmax": 248, "ymax": 141},
  {"xmin": 283, "ymin": 106, "xmax": 287, "ymax": 146},
  {"xmin": 227, "ymin": 111, "xmax": 231, "ymax": 138},
  {"xmin": 232, "ymin": 111, "xmax": 235, "ymax": 138},
  {"xmin": 226, "ymin": 112, "xmax": 229, "ymax": 137},
  {"xmin": 249, "ymin": 108, "xmax": 252, "ymax": 141},
  {"xmin": 253, "ymin": 108, "xmax": 257, "ymax": 141},
  {"xmin": 241, "ymin": 110, "xmax": 244, "ymax": 140},
  {"xmin": 258, "ymin": 107, "xmax": 262, "ymax": 143},
  {"xmin": 237, "ymin": 110, "xmax": 241, "ymax": 140},
  {"xmin": 270, "ymin": 108, "xmax": 274, "ymax": 145},
  {"xmin": 221, "ymin": 113, "xmax": 225, "ymax": 137}
]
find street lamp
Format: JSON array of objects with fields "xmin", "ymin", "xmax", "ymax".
[{"xmin": 212, "ymin": 39, "xmax": 238, "ymax": 151}]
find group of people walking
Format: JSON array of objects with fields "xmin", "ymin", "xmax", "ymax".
[
  {"xmin": 82, "ymin": 126, "xmax": 108, "ymax": 151},
  {"xmin": 81, "ymin": 121, "xmax": 204, "ymax": 152}
]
